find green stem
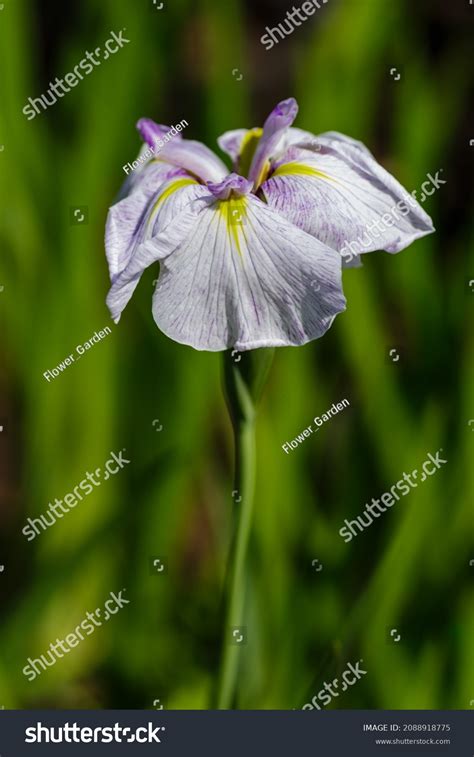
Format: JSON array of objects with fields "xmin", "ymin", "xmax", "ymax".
[
  {"xmin": 216, "ymin": 416, "xmax": 256, "ymax": 709},
  {"xmin": 215, "ymin": 348, "xmax": 274, "ymax": 709}
]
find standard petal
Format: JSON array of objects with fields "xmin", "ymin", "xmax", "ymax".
[
  {"xmin": 147, "ymin": 194, "xmax": 346, "ymax": 351},
  {"xmin": 217, "ymin": 129, "xmax": 249, "ymax": 165},
  {"xmin": 261, "ymin": 136, "xmax": 435, "ymax": 257},
  {"xmin": 216, "ymin": 100, "xmax": 302, "ymax": 179},
  {"xmin": 105, "ymin": 174, "xmax": 206, "ymax": 287},
  {"xmin": 216, "ymin": 126, "xmax": 316, "ymax": 175},
  {"xmin": 136, "ymin": 117, "xmax": 228, "ymax": 184},
  {"xmin": 248, "ymin": 98, "xmax": 298, "ymax": 188}
]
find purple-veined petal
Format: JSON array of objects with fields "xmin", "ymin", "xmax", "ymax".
[
  {"xmin": 106, "ymin": 201, "xmax": 205, "ymax": 325},
  {"xmin": 282, "ymin": 128, "xmax": 373, "ymax": 158},
  {"xmin": 261, "ymin": 136, "xmax": 435, "ymax": 258},
  {"xmin": 117, "ymin": 148, "xmax": 187, "ymax": 202},
  {"xmin": 317, "ymin": 131, "xmax": 374, "ymax": 157},
  {"xmin": 105, "ymin": 174, "xmax": 206, "ymax": 288},
  {"xmin": 283, "ymin": 126, "xmax": 320, "ymax": 151},
  {"xmin": 140, "ymin": 194, "xmax": 346, "ymax": 351}
]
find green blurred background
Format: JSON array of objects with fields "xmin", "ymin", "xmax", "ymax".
[{"xmin": 0, "ymin": 0, "xmax": 473, "ymax": 710}]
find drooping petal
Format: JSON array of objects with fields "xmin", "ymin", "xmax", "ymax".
[
  {"xmin": 105, "ymin": 174, "xmax": 206, "ymax": 285},
  {"xmin": 282, "ymin": 128, "xmax": 373, "ymax": 158},
  {"xmin": 106, "ymin": 201, "xmax": 204, "ymax": 325},
  {"xmin": 282, "ymin": 126, "xmax": 320, "ymax": 151},
  {"xmin": 317, "ymin": 130, "xmax": 374, "ymax": 157},
  {"xmin": 261, "ymin": 136, "xmax": 434, "ymax": 258},
  {"xmin": 107, "ymin": 186, "xmax": 346, "ymax": 350},
  {"xmin": 109, "ymin": 193, "xmax": 345, "ymax": 351},
  {"xmin": 135, "ymin": 118, "xmax": 228, "ymax": 184}
]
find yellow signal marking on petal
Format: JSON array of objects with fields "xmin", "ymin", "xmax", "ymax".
[
  {"xmin": 153, "ymin": 177, "xmax": 198, "ymax": 209},
  {"xmin": 254, "ymin": 159, "xmax": 272, "ymax": 191},
  {"xmin": 241, "ymin": 127, "xmax": 263, "ymax": 150},
  {"xmin": 238, "ymin": 127, "xmax": 263, "ymax": 178},
  {"xmin": 272, "ymin": 162, "xmax": 336, "ymax": 183},
  {"xmin": 218, "ymin": 196, "xmax": 248, "ymax": 259},
  {"xmin": 145, "ymin": 177, "xmax": 198, "ymax": 234}
]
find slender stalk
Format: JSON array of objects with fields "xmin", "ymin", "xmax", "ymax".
[
  {"xmin": 214, "ymin": 348, "xmax": 274, "ymax": 709},
  {"xmin": 216, "ymin": 415, "xmax": 256, "ymax": 709}
]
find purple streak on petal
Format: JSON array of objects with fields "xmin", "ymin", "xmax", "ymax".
[
  {"xmin": 248, "ymin": 98, "xmax": 298, "ymax": 187},
  {"xmin": 118, "ymin": 159, "xmax": 187, "ymax": 202},
  {"xmin": 262, "ymin": 138, "xmax": 435, "ymax": 256},
  {"xmin": 106, "ymin": 174, "xmax": 204, "ymax": 285},
  {"xmin": 149, "ymin": 192, "xmax": 346, "ymax": 352},
  {"xmin": 106, "ymin": 183, "xmax": 209, "ymax": 322}
]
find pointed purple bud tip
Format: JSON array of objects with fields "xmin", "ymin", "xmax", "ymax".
[
  {"xmin": 136, "ymin": 118, "xmax": 176, "ymax": 148},
  {"xmin": 207, "ymin": 173, "xmax": 253, "ymax": 200},
  {"xmin": 263, "ymin": 98, "xmax": 298, "ymax": 135}
]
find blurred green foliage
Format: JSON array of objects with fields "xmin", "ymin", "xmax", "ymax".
[{"xmin": 0, "ymin": 0, "xmax": 472, "ymax": 710}]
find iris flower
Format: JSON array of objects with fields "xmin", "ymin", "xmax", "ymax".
[
  {"xmin": 105, "ymin": 98, "xmax": 435, "ymax": 709},
  {"xmin": 105, "ymin": 97, "xmax": 433, "ymax": 352}
]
